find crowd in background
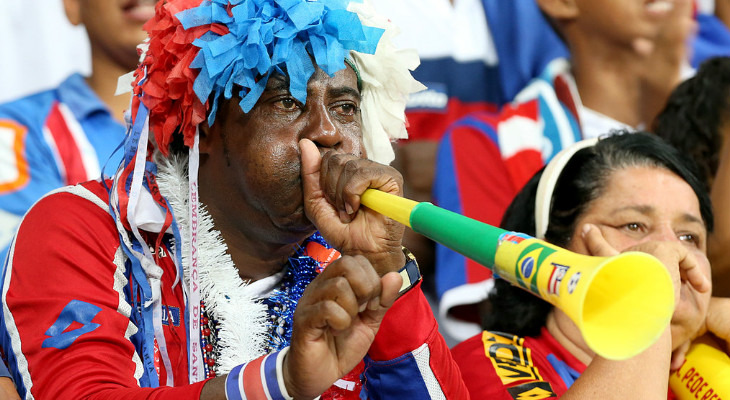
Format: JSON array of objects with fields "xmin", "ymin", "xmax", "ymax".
[{"xmin": 1, "ymin": 0, "xmax": 729, "ymax": 398}]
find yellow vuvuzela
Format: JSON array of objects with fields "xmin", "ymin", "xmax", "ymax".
[{"xmin": 361, "ymin": 189, "xmax": 674, "ymax": 361}]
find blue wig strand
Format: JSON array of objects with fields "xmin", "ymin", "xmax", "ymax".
[{"xmin": 175, "ymin": 0, "xmax": 383, "ymax": 125}]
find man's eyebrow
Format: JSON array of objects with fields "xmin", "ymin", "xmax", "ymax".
[
  {"xmin": 328, "ymin": 86, "xmax": 361, "ymax": 101},
  {"xmin": 266, "ymin": 74, "xmax": 290, "ymax": 92}
]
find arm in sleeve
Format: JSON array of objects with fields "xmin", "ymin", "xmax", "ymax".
[
  {"xmin": 0, "ymin": 189, "xmax": 205, "ymax": 399},
  {"xmin": 361, "ymin": 283, "xmax": 469, "ymax": 399}
]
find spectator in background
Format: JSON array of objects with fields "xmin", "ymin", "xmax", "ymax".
[
  {"xmin": 372, "ymin": 0, "xmax": 730, "ymax": 297},
  {"xmin": 0, "ymin": 0, "xmax": 155, "ymax": 261},
  {"xmin": 653, "ymin": 56, "xmax": 730, "ymax": 297},
  {"xmin": 453, "ymin": 133, "xmax": 730, "ymax": 398},
  {"xmin": 433, "ymin": 0, "xmax": 698, "ymax": 341}
]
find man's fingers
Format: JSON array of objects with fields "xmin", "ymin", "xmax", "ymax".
[
  {"xmin": 319, "ymin": 256, "xmax": 381, "ymax": 306},
  {"xmin": 300, "ymin": 138, "xmax": 321, "ymax": 185},
  {"xmin": 379, "ymin": 271, "xmax": 403, "ymax": 309},
  {"xmin": 298, "ymin": 255, "xmax": 385, "ymax": 329},
  {"xmin": 318, "ymin": 150, "xmax": 404, "ymax": 223},
  {"xmin": 298, "ymin": 299, "xmax": 354, "ymax": 333},
  {"xmin": 357, "ymin": 271, "xmax": 403, "ymax": 327},
  {"xmin": 581, "ymin": 224, "xmax": 620, "ymax": 257}
]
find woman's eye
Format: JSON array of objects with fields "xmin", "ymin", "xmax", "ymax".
[
  {"xmin": 623, "ymin": 223, "xmax": 642, "ymax": 232},
  {"xmin": 678, "ymin": 233, "xmax": 699, "ymax": 245}
]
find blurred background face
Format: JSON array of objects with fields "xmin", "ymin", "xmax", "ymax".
[
  {"xmin": 64, "ymin": 0, "xmax": 156, "ymax": 70},
  {"xmin": 568, "ymin": 165, "xmax": 712, "ymax": 348},
  {"xmin": 570, "ymin": 0, "xmax": 680, "ymax": 48}
]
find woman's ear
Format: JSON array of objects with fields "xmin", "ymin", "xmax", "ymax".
[
  {"xmin": 62, "ymin": 0, "xmax": 82, "ymax": 26},
  {"xmin": 537, "ymin": 0, "xmax": 580, "ymax": 21}
]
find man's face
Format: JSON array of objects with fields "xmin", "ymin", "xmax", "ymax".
[
  {"xmin": 199, "ymin": 66, "xmax": 364, "ymax": 245},
  {"xmin": 65, "ymin": 0, "xmax": 155, "ymax": 70}
]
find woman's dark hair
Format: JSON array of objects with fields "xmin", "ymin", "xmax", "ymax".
[
  {"xmin": 653, "ymin": 57, "xmax": 730, "ymax": 187},
  {"xmin": 482, "ymin": 131, "xmax": 713, "ymax": 336}
]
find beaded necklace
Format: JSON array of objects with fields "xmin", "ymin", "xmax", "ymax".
[{"xmin": 199, "ymin": 232, "xmax": 330, "ymax": 377}]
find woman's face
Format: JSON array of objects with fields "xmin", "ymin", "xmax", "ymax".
[{"xmin": 567, "ymin": 165, "xmax": 712, "ymax": 348}]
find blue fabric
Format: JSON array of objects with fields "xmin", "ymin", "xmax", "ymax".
[
  {"xmin": 0, "ymin": 73, "xmax": 125, "ymax": 263},
  {"xmin": 408, "ymin": 58, "xmax": 502, "ymax": 108},
  {"xmin": 0, "ymin": 362, "xmax": 10, "ymax": 380},
  {"xmin": 361, "ymin": 352, "xmax": 431, "ymax": 399},
  {"xmin": 177, "ymin": 0, "xmax": 383, "ymax": 123},
  {"xmin": 481, "ymin": 0, "xmax": 569, "ymax": 105},
  {"xmin": 546, "ymin": 353, "xmax": 581, "ymax": 388},
  {"xmin": 692, "ymin": 13, "xmax": 730, "ymax": 68},
  {"xmin": 433, "ymin": 129, "xmax": 467, "ymax": 299}
]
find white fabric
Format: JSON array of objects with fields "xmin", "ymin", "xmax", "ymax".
[
  {"xmin": 412, "ymin": 343, "xmax": 446, "ymax": 400},
  {"xmin": 438, "ymin": 279, "xmax": 494, "ymax": 342},
  {"xmin": 349, "ymin": 0, "xmax": 426, "ymax": 165},
  {"xmin": 579, "ymin": 107, "xmax": 636, "ymax": 140},
  {"xmin": 697, "ymin": 0, "xmax": 715, "ymax": 14},
  {"xmin": 370, "ymin": 0, "xmax": 497, "ymax": 65}
]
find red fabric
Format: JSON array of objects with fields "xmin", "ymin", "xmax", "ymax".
[
  {"xmin": 553, "ymin": 76, "xmax": 580, "ymax": 128},
  {"xmin": 45, "ymin": 102, "xmax": 87, "ymax": 185},
  {"xmin": 453, "ymin": 328, "xmax": 680, "ymax": 399},
  {"xmin": 133, "ymin": 0, "xmax": 219, "ymax": 155},
  {"xmin": 242, "ymin": 356, "xmax": 266, "ymax": 398},
  {"xmin": 368, "ymin": 283, "xmax": 434, "ymax": 361},
  {"xmin": 449, "ymin": 127, "xmax": 513, "ymax": 284},
  {"xmin": 4, "ymin": 181, "xmax": 204, "ymax": 399},
  {"xmin": 451, "ymin": 328, "xmax": 586, "ymax": 399},
  {"xmin": 403, "ymin": 98, "xmax": 498, "ymax": 142}
]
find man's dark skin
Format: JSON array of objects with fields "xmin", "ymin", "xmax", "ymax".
[{"xmin": 197, "ymin": 66, "xmax": 405, "ymax": 399}]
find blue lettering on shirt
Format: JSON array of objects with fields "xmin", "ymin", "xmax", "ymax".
[{"xmin": 42, "ymin": 300, "xmax": 101, "ymax": 350}]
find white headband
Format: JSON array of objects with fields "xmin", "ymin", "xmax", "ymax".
[{"xmin": 534, "ymin": 137, "xmax": 599, "ymax": 239}]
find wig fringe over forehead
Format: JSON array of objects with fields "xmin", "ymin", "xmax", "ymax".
[{"xmin": 126, "ymin": 0, "xmax": 424, "ymax": 164}]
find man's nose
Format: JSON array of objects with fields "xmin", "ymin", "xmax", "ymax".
[{"xmin": 302, "ymin": 105, "xmax": 342, "ymax": 151}]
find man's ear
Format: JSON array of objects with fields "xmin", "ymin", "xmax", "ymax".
[
  {"xmin": 537, "ymin": 0, "xmax": 579, "ymax": 21},
  {"xmin": 62, "ymin": 0, "xmax": 82, "ymax": 26}
]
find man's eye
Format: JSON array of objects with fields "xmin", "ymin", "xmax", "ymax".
[
  {"xmin": 623, "ymin": 223, "xmax": 642, "ymax": 231},
  {"xmin": 276, "ymin": 98, "xmax": 298, "ymax": 110},
  {"xmin": 337, "ymin": 104, "xmax": 359, "ymax": 116}
]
